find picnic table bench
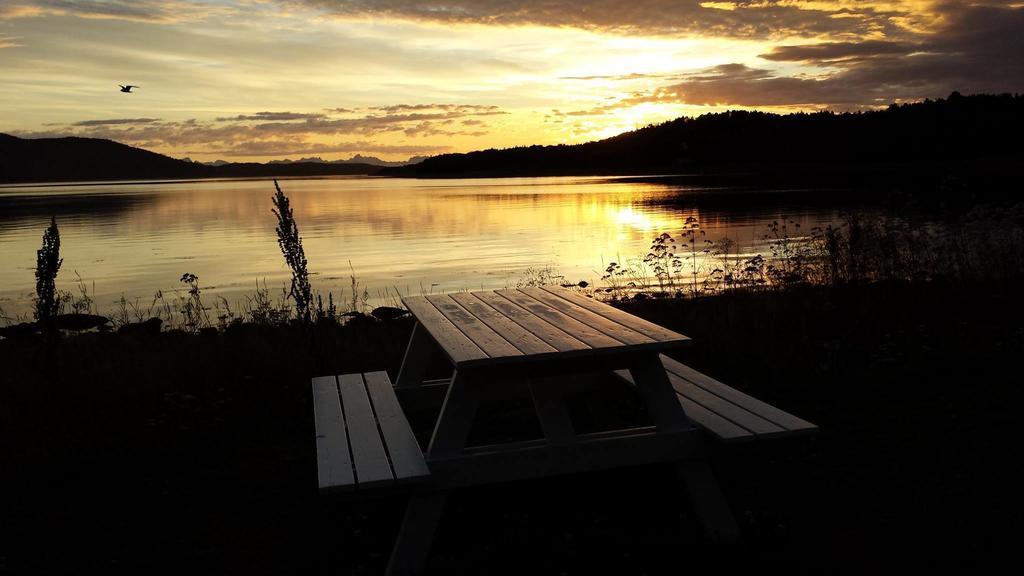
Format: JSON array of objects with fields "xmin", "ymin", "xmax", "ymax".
[{"xmin": 313, "ymin": 286, "xmax": 817, "ymax": 574}]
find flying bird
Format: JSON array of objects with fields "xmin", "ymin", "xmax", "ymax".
[{"xmin": 119, "ymin": 85, "xmax": 138, "ymax": 93}]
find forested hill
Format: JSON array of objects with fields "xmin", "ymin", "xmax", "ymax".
[
  {"xmin": 0, "ymin": 134, "xmax": 383, "ymax": 184},
  {"xmin": 384, "ymin": 93, "xmax": 1024, "ymax": 178}
]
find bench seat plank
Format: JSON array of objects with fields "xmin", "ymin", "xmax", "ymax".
[
  {"xmin": 338, "ymin": 373, "xmax": 395, "ymax": 488},
  {"xmin": 613, "ymin": 370, "xmax": 753, "ymax": 442},
  {"xmin": 669, "ymin": 375, "xmax": 786, "ymax": 436},
  {"xmin": 364, "ymin": 371, "xmax": 431, "ymax": 483},
  {"xmin": 675, "ymin": 397, "xmax": 752, "ymax": 442},
  {"xmin": 661, "ymin": 356, "xmax": 818, "ymax": 434},
  {"xmin": 613, "ymin": 356, "xmax": 818, "ymax": 442},
  {"xmin": 312, "ymin": 375, "xmax": 356, "ymax": 491}
]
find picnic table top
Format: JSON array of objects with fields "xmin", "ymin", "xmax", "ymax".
[{"xmin": 401, "ymin": 286, "xmax": 692, "ymax": 369}]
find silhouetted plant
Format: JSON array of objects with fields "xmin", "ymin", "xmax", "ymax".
[
  {"xmin": 514, "ymin": 265, "xmax": 564, "ymax": 288},
  {"xmin": 315, "ymin": 292, "xmax": 337, "ymax": 323},
  {"xmin": 214, "ymin": 296, "xmax": 239, "ymax": 329},
  {"xmin": 113, "ymin": 294, "xmax": 145, "ymax": 327},
  {"xmin": 272, "ymin": 180, "xmax": 312, "ymax": 322},
  {"xmin": 177, "ymin": 273, "xmax": 210, "ymax": 332},
  {"xmin": 57, "ymin": 271, "xmax": 96, "ymax": 315},
  {"xmin": 600, "ymin": 261, "xmax": 627, "ymax": 295},
  {"xmin": 641, "ymin": 216, "xmax": 718, "ymax": 297},
  {"xmin": 242, "ymin": 279, "xmax": 292, "ymax": 325},
  {"xmin": 679, "ymin": 216, "xmax": 715, "ymax": 296},
  {"xmin": 348, "ymin": 261, "xmax": 368, "ymax": 314},
  {"xmin": 599, "ymin": 254, "xmax": 656, "ymax": 299},
  {"xmin": 644, "ymin": 232, "xmax": 681, "ymax": 292},
  {"xmin": 764, "ymin": 219, "xmax": 816, "ymax": 286},
  {"xmin": 34, "ymin": 216, "xmax": 62, "ymax": 328}
]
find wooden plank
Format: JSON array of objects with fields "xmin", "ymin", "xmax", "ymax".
[
  {"xmin": 450, "ymin": 291, "xmax": 558, "ymax": 356},
  {"xmin": 337, "ymin": 373, "xmax": 394, "ymax": 488},
  {"xmin": 661, "ymin": 356, "xmax": 817, "ymax": 433},
  {"xmin": 425, "ymin": 294, "xmax": 523, "ymax": 359},
  {"xmin": 496, "ymin": 289, "xmax": 623, "ymax": 349},
  {"xmin": 426, "ymin": 428, "xmax": 701, "ymax": 488},
  {"xmin": 519, "ymin": 287, "xmax": 656, "ymax": 346},
  {"xmin": 538, "ymin": 286, "xmax": 691, "ymax": 344},
  {"xmin": 471, "ymin": 290, "xmax": 590, "ymax": 353},
  {"xmin": 364, "ymin": 371, "xmax": 431, "ymax": 483},
  {"xmin": 311, "ymin": 375, "xmax": 355, "ymax": 491},
  {"xmin": 613, "ymin": 369, "xmax": 753, "ymax": 442},
  {"xmin": 676, "ymin": 396, "xmax": 753, "ymax": 442},
  {"xmin": 402, "ymin": 296, "xmax": 489, "ymax": 367},
  {"xmin": 670, "ymin": 374, "xmax": 785, "ymax": 436}
]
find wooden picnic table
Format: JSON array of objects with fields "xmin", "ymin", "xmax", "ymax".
[
  {"xmin": 313, "ymin": 285, "xmax": 816, "ymax": 575},
  {"xmin": 386, "ymin": 286, "xmax": 736, "ymax": 573}
]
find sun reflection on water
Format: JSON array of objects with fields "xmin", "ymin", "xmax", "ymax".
[{"xmin": 0, "ymin": 176, "xmax": 841, "ymax": 317}]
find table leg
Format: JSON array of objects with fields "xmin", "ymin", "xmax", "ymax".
[
  {"xmin": 388, "ymin": 372, "xmax": 480, "ymax": 574},
  {"xmin": 528, "ymin": 377, "xmax": 576, "ymax": 445},
  {"xmin": 676, "ymin": 460, "xmax": 740, "ymax": 543},
  {"xmin": 628, "ymin": 353, "xmax": 692, "ymax": 433},
  {"xmin": 396, "ymin": 322, "xmax": 434, "ymax": 389},
  {"xmin": 628, "ymin": 354, "xmax": 738, "ymax": 541},
  {"xmin": 385, "ymin": 491, "xmax": 449, "ymax": 576},
  {"xmin": 427, "ymin": 371, "xmax": 480, "ymax": 458}
]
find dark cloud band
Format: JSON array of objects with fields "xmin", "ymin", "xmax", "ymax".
[{"xmin": 291, "ymin": 0, "xmax": 919, "ymax": 40}]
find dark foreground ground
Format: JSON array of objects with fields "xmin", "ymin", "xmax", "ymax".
[{"xmin": 2, "ymin": 279, "xmax": 1022, "ymax": 574}]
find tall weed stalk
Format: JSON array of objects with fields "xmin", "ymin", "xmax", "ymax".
[{"xmin": 272, "ymin": 180, "xmax": 313, "ymax": 322}]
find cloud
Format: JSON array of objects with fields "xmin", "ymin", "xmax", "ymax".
[
  {"xmin": 559, "ymin": 72, "xmax": 676, "ymax": 81},
  {"xmin": 241, "ymin": 105, "xmax": 507, "ymax": 138},
  {"xmin": 215, "ymin": 112, "xmax": 328, "ymax": 122},
  {"xmin": 198, "ymin": 139, "xmax": 449, "ymax": 157},
  {"xmin": 72, "ymin": 118, "xmax": 161, "ymax": 126},
  {"xmin": 621, "ymin": 63, "xmax": 866, "ymax": 107},
  {"xmin": 759, "ymin": 40, "xmax": 920, "ymax": 64},
  {"xmin": 291, "ymin": 0, "xmax": 926, "ymax": 40},
  {"xmin": 0, "ymin": 34, "xmax": 22, "ymax": 48},
  {"xmin": 11, "ymin": 102, "xmax": 504, "ymax": 159},
  {"xmin": 0, "ymin": 1, "xmax": 233, "ymax": 23},
  {"xmin": 619, "ymin": 3, "xmax": 1024, "ymax": 108},
  {"xmin": 371, "ymin": 104, "xmax": 501, "ymax": 114}
]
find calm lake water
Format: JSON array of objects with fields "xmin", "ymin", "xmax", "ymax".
[{"xmin": 0, "ymin": 175, "xmax": 856, "ymax": 319}]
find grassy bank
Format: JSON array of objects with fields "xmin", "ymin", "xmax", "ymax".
[{"xmin": 3, "ymin": 276, "xmax": 1022, "ymax": 573}]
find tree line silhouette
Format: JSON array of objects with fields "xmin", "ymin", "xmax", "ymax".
[
  {"xmin": 0, "ymin": 134, "xmax": 384, "ymax": 184},
  {"xmin": 387, "ymin": 93, "xmax": 1024, "ymax": 193}
]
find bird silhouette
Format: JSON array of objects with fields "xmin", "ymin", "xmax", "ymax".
[{"xmin": 119, "ymin": 85, "xmax": 138, "ymax": 93}]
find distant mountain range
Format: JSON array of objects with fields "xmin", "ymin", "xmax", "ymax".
[
  {"xmin": 383, "ymin": 93, "xmax": 1024, "ymax": 180},
  {"xmin": 0, "ymin": 134, "xmax": 393, "ymax": 184},
  {"xmin": 263, "ymin": 154, "xmax": 427, "ymax": 167}
]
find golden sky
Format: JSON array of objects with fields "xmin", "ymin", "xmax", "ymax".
[{"xmin": 1, "ymin": 1, "xmax": 1021, "ymax": 161}]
